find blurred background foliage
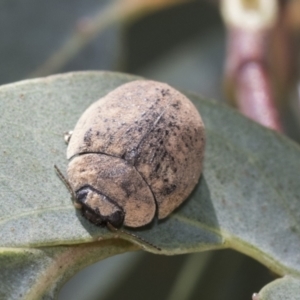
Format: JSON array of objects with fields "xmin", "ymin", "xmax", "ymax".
[{"xmin": 2, "ymin": 0, "xmax": 297, "ymax": 299}]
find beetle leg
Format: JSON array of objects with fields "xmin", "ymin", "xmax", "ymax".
[
  {"xmin": 107, "ymin": 222, "xmax": 161, "ymax": 251},
  {"xmin": 64, "ymin": 130, "xmax": 73, "ymax": 144}
]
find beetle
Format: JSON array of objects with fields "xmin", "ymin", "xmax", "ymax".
[{"xmin": 55, "ymin": 80, "xmax": 205, "ymax": 249}]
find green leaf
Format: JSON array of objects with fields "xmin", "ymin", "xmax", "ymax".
[
  {"xmin": 257, "ymin": 276, "xmax": 300, "ymax": 300},
  {"xmin": 1, "ymin": 71, "xmax": 300, "ymax": 298},
  {"xmin": 0, "ymin": 241, "xmax": 136, "ymax": 300}
]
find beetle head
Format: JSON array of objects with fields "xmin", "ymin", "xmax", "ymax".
[
  {"xmin": 54, "ymin": 164, "xmax": 161, "ymax": 251},
  {"xmin": 54, "ymin": 165, "xmax": 125, "ymax": 228},
  {"xmin": 76, "ymin": 187, "xmax": 125, "ymax": 228}
]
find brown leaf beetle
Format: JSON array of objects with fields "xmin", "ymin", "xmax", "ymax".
[{"xmin": 55, "ymin": 80, "xmax": 205, "ymax": 249}]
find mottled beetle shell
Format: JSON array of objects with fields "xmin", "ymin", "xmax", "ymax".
[{"xmin": 67, "ymin": 80, "xmax": 205, "ymax": 228}]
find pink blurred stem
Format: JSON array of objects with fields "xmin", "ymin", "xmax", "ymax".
[{"xmin": 236, "ymin": 61, "xmax": 283, "ymax": 132}]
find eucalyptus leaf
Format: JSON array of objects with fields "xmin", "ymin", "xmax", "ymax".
[
  {"xmin": 1, "ymin": 71, "xmax": 300, "ymax": 299},
  {"xmin": 258, "ymin": 276, "xmax": 300, "ymax": 300},
  {"xmin": 0, "ymin": 241, "xmax": 136, "ymax": 300}
]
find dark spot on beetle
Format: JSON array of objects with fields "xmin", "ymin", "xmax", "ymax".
[
  {"xmin": 162, "ymin": 184, "xmax": 176, "ymax": 195},
  {"xmin": 164, "ymin": 178, "xmax": 169, "ymax": 182},
  {"xmin": 157, "ymin": 128, "xmax": 161, "ymax": 133},
  {"xmin": 161, "ymin": 89, "xmax": 170, "ymax": 97},
  {"xmin": 156, "ymin": 148, "xmax": 160, "ymax": 152},
  {"xmin": 174, "ymin": 168, "xmax": 177, "ymax": 173},
  {"xmin": 135, "ymin": 120, "xmax": 138, "ymax": 124},
  {"xmin": 84, "ymin": 128, "xmax": 92, "ymax": 147},
  {"xmin": 138, "ymin": 127, "xmax": 143, "ymax": 132},
  {"xmin": 165, "ymin": 130, "xmax": 169, "ymax": 135},
  {"xmin": 173, "ymin": 132, "xmax": 177, "ymax": 136},
  {"xmin": 159, "ymin": 140, "xmax": 163, "ymax": 145},
  {"xmin": 96, "ymin": 131, "xmax": 100, "ymax": 136},
  {"xmin": 121, "ymin": 180, "xmax": 133, "ymax": 197},
  {"xmin": 162, "ymin": 151, "xmax": 167, "ymax": 159},
  {"xmin": 185, "ymin": 143, "xmax": 189, "ymax": 148},
  {"xmin": 171, "ymin": 115, "xmax": 175, "ymax": 119},
  {"xmin": 155, "ymin": 163, "xmax": 160, "ymax": 172},
  {"xmin": 157, "ymin": 98, "xmax": 160, "ymax": 102},
  {"xmin": 171, "ymin": 101, "xmax": 180, "ymax": 109},
  {"xmin": 175, "ymin": 125, "xmax": 180, "ymax": 130}
]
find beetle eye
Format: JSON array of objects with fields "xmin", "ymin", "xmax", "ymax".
[
  {"xmin": 82, "ymin": 207, "xmax": 104, "ymax": 226},
  {"xmin": 76, "ymin": 188, "xmax": 89, "ymax": 203},
  {"xmin": 74, "ymin": 188, "xmax": 125, "ymax": 228},
  {"xmin": 108, "ymin": 210, "xmax": 125, "ymax": 228}
]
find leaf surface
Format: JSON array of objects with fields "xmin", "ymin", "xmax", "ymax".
[
  {"xmin": 258, "ymin": 276, "xmax": 300, "ymax": 300},
  {"xmin": 1, "ymin": 71, "xmax": 300, "ymax": 298}
]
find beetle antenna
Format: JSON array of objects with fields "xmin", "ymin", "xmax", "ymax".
[
  {"xmin": 107, "ymin": 222, "xmax": 161, "ymax": 251},
  {"xmin": 54, "ymin": 164, "xmax": 79, "ymax": 206}
]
